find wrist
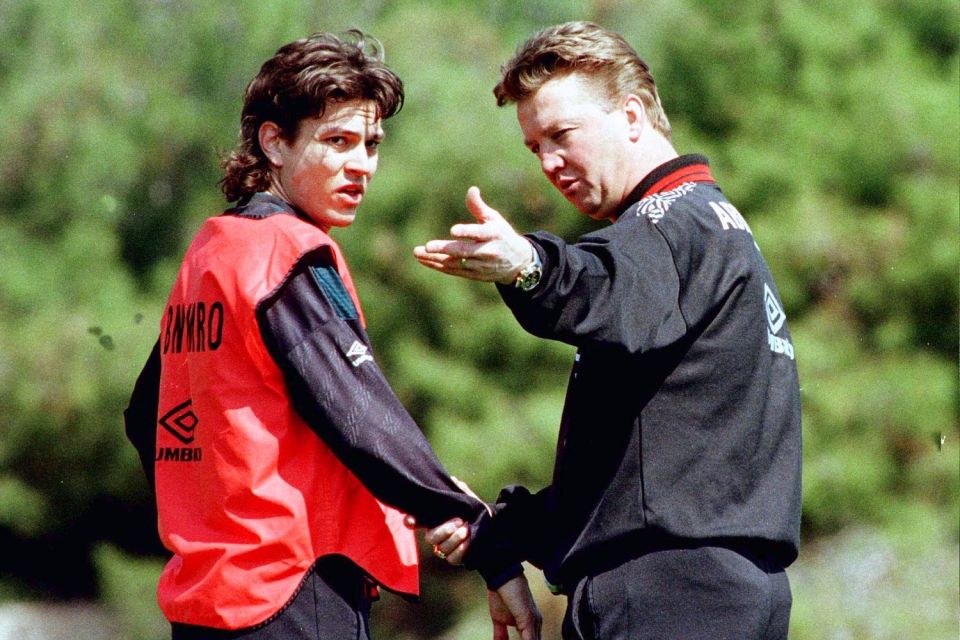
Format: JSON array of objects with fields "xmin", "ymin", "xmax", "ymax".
[{"xmin": 509, "ymin": 243, "xmax": 542, "ymax": 291}]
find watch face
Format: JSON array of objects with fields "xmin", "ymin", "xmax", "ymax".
[
  {"xmin": 515, "ymin": 248, "xmax": 543, "ymax": 291},
  {"xmin": 516, "ymin": 264, "xmax": 542, "ymax": 291}
]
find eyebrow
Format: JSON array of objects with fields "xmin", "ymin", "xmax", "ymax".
[
  {"xmin": 314, "ymin": 121, "xmax": 384, "ymax": 140},
  {"xmin": 522, "ymin": 124, "xmax": 549, "ymax": 150},
  {"xmin": 524, "ymin": 120, "xmax": 573, "ymax": 149}
]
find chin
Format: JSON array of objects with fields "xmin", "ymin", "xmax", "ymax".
[
  {"xmin": 572, "ymin": 196, "xmax": 616, "ymax": 222},
  {"xmin": 571, "ymin": 200, "xmax": 601, "ymax": 218},
  {"xmin": 309, "ymin": 210, "xmax": 356, "ymax": 229}
]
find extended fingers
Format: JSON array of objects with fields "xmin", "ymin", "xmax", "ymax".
[
  {"xmin": 451, "ymin": 222, "xmax": 500, "ymax": 242},
  {"xmin": 414, "ymin": 251, "xmax": 496, "ymax": 283},
  {"xmin": 413, "ymin": 249, "xmax": 452, "ymax": 269},
  {"xmin": 418, "ymin": 238, "xmax": 475, "ymax": 256},
  {"xmin": 465, "ymin": 186, "xmax": 506, "ymax": 224},
  {"xmin": 413, "ymin": 246, "xmax": 465, "ymax": 272}
]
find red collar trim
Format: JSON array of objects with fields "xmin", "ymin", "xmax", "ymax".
[
  {"xmin": 642, "ymin": 163, "xmax": 714, "ymax": 199},
  {"xmin": 615, "ymin": 155, "xmax": 715, "ymax": 220}
]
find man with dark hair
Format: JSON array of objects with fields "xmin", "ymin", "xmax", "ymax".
[
  {"xmin": 125, "ymin": 30, "xmax": 540, "ymax": 640},
  {"xmin": 414, "ymin": 21, "xmax": 802, "ymax": 640}
]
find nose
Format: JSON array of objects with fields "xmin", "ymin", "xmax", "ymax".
[
  {"xmin": 540, "ymin": 150, "xmax": 563, "ymax": 177},
  {"xmin": 344, "ymin": 144, "xmax": 376, "ymax": 178}
]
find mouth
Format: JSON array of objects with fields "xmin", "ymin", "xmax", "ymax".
[
  {"xmin": 555, "ymin": 176, "xmax": 579, "ymax": 198},
  {"xmin": 337, "ymin": 183, "xmax": 365, "ymax": 206}
]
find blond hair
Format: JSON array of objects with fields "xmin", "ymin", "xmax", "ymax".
[{"xmin": 494, "ymin": 21, "xmax": 671, "ymax": 138}]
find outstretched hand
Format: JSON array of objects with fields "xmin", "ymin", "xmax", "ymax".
[{"xmin": 413, "ymin": 186, "xmax": 534, "ymax": 284}]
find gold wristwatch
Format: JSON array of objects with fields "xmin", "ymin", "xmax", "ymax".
[{"xmin": 513, "ymin": 246, "xmax": 543, "ymax": 291}]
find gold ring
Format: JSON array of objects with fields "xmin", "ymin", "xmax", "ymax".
[
  {"xmin": 435, "ymin": 547, "xmax": 447, "ymax": 560},
  {"xmin": 459, "ymin": 258, "xmax": 467, "ymax": 269}
]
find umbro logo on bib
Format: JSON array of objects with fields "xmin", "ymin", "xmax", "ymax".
[{"xmin": 156, "ymin": 399, "xmax": 203, "ymax": 462}]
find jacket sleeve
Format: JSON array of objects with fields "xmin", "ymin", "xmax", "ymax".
[
  {"xmin": 497, "ymin": 221, "xmax": 688, "ymax": 355},
  {"xmin": 123, "ymin": 339, "xmax": 161, "ymax": 492},
  {"xmin": 256, "ymin": 248, "xmax": 520, "ymax": 589},
  {"xmin": 463, "ymin": 483, "xmax": 559, "ymax": 575}
]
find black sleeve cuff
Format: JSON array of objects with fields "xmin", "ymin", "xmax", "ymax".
[
  {"xmin": 481, "ymin": 562, "xmax": 524, "ymax": 592},
  {"xmin": 462, "ymin": 484, "xmax": 554, "ymax": 589}
]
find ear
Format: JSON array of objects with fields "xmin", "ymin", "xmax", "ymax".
[
  {"xmin": 622, "ymin": 94, "xmax": 646, "ymax": 142},
  {"xmin": 258, "ymin": 121, "xmax": 285, "ymax": 167}
]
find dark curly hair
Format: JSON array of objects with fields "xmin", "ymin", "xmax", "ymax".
[{"xmin": 219, "ymin": 30, "xmax": 404, "ymax": 202}]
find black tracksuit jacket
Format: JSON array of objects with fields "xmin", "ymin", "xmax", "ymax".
[{"xmin": 484, "ymin": 155, "xmax": 803, "ymax": 590}]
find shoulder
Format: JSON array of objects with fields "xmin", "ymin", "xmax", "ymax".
[
  {"xmin": 623, "ymin": 182, "xmax": 757, "ymax": 241},
  {"xmin": 206, "ymin": 212, "xmax": 332, "ymax": 261},
  {"xmin": 623, "ymin": 182, "xmax": 722, "ymax": 224},
  {"xmin": 631, "ymin": 181, "xmax": 703, "ymax": 225},
  {"xmin": 193, "ymin": 214, "xmax": 338, "ymax": 302}
]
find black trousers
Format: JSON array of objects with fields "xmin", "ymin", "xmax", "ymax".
[
  {"xmin": 170, "ymin": 556, "xmax": 374, "ymax": 640},
  {"xmin": 561, "ymin": 545, "xmax": 792, "ymax": 640}
]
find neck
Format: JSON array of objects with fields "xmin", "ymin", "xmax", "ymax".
[
  {"xmin": 606, "ymin": 130, "xmax": 679, "ymax": 221},
  {"xmin": 630, "ymin": 129, "xmax": 679, "ymax": 191}
]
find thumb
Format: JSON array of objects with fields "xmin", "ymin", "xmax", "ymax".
[{"xmin": 465, "ymin": 186, "xmax": 505, "ymax": 224}]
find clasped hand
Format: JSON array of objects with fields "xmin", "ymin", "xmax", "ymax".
[{"xmin": 404, "ymin": 481, "xmax": 542, "ymax": 640}]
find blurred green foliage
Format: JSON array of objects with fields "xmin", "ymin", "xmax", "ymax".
[{"xmin": 0, "ymin": 0, "xmax": 956, "ymax": 638}]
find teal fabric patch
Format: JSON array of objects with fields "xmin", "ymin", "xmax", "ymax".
[{"xmin": 309, "ymin": 265, "xmax": 358, "ymax": 320}]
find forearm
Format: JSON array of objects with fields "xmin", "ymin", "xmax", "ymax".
[
  {"xmin": 281, "ymin": 339, "xmax": 488, "ymax": 527},
  {"xmin": 256, "ymin": 255, "xmax": 491, "ymax": 527},
  {"xmin": 497, "ymin": 230, "xmax": 685, "ymax": 354},
  {"xmin": 278, "ymin": 329, "xmax": 528, "ymax": 586},
  {"xmin": 123, "ymin": 339, "xmax": 161, "ymax": 491}
]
